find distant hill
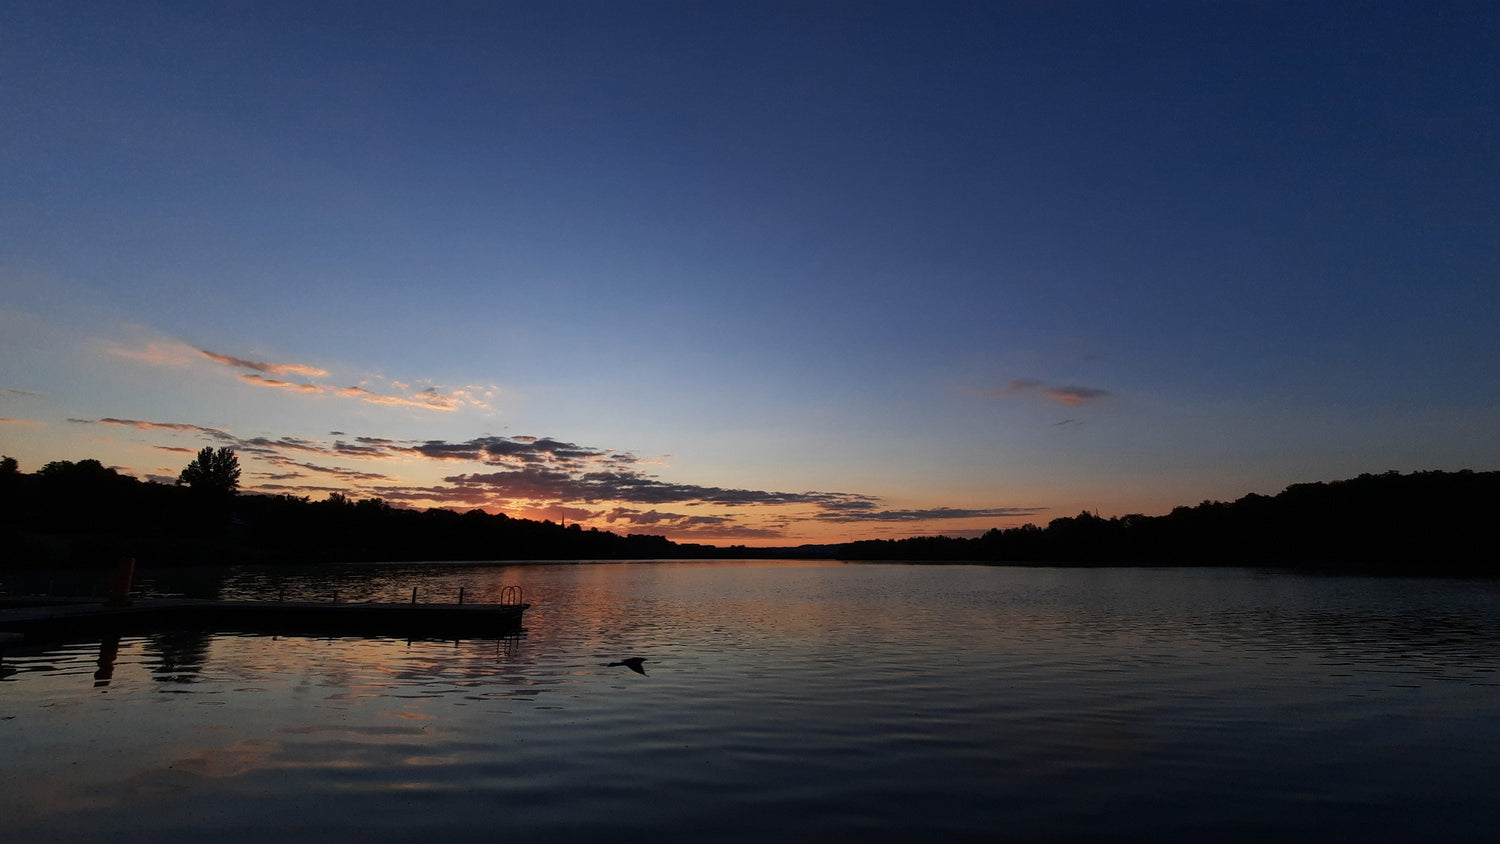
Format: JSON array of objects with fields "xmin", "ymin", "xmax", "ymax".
[{"xmin": 841, "ymin": 470, "xmax": 1499, "ymax": 575}]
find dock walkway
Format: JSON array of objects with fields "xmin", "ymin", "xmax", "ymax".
[{"xmin": 0, "ymin": 597, "xmax": 529, "ymax": 640}]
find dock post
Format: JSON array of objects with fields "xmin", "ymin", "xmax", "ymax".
[
  {"xmin": 106, "ymin": 557, "xmax": 135, "ymax": 608},
  {"xmin": 458, "ymin": 587, "xmax": 465, "ymax": 605},
  {"xmin": 412, "ymin": 586, "xmax": 418, "ymax": 605}
]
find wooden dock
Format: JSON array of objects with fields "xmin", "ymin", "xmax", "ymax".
[{"xmin": 0, "ymin": 597, "xmax": 530, "ymax": 641}]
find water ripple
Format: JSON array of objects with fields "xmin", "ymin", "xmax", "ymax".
[{"xmin": 3, "ymin": 563, "xmax": 1499, "ymax": 842}]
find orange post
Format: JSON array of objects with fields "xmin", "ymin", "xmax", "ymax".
[{"xmin": 106, "ymin": 557, "xmax": 135, "ymax": 607}]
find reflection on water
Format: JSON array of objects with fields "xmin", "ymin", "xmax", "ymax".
[
  {"xmin": 2, "ymin": 562, "xmax": 1499, "ymax": 842},
  {"xmin": 93, "ymin": 635, "xmax": 120, "ymax": 687},
  {"xmin": 143, "ymin": 629, "xmax": 213, "ymax": 683}
]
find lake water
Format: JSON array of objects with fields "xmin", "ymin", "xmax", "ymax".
[{"xmin": 3, "ymin": 561, "xmax": 1499, "ymax": 842}]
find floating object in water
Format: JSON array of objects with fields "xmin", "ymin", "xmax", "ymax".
[{"xmin": 607, "ymin": 657, "xmax": 647, "ymax": 675}]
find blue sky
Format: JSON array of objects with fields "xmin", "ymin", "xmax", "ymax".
[{"xmin": 3, "ymin": 1, "xmax": 1497, "ymax": 544}]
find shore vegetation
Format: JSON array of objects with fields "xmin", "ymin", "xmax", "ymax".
[{"xmin": 0, "ymin": 452, "xmax": 1493, "ymax": 575}]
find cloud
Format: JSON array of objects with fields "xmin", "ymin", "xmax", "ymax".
[
  {"xmin": 814, "ymin": 506, "xmax": 1047, "ymax": 523},
  {"xmin": 600, "ymin": 507, "xmax": 788, "ymax": 539},
  {"xmin": 225, "ymin": 375, "xmax": 485, "ymax": 412},
  {"xmin": 443, "ymin": 465, "xmax": 880, "ymax": 511},
  {"xmin": 816, "ymin": 497, "xmax": 879, "ymax": 512},
  {"xmin": 526, "ymin": 505, "xmax": 597, "ymax": 522},
  {"xmin": 357, "ymin": 484, "xmax": 497, "ymax": 508},
  {"xmin": 76, "ymin": 418, "xmax": 437, "ymax": 467},
  {"xmin": 333, "ymin": 440, "xmax": 395, "ymax": 459},
  {"xmin": 239, "ymin": 436, "xmax": 326, "ymax": 454},
  {"xmin": 669, "ymin": 522, "xmax": 789, "ymax": 540},
  {"xmin": 603, "ymin": 507, "xmax": 733, "ymax": 527},
  {"xmin": 101, "ymin": 338, "xmax": 201, "ymax": 367},
  {"xmin": 78, "ymin": 418, "xmax": 338, "ymax": 461},
  {"xmin": 114, "ymin": 337, "xmax": 490, "ymax": 413},
  {"xmin": 404, "ymin": 435, "xmax": 627, "ymax": 466},
  {"xmin": 335, "ymin": 385, "xmax": 480, "ymax": 411},
  {"xmin": 965, "ymin": 378, "xmax": 1111, "ymax": 407},
  {"xmin": 198, "ymin": 348, "xmax": 328, "ymax": 378},
  {"xmin": 1042, "ymin": 386, "xmax": 1109, "ymax": 406},
  {"xmin": 81, "ymin": 417, "xmax": 237, "ymax": 441},
  {"xmin": 270, "ymin": 461, "xmax": 391, "ymax": 481},
  {"xmin": 0, "ymin": 417, "xmax": 38, "ymax": 425},
  {"xmin": 240, "ymin": 373, "xmax": 322, "ymax": 393},
  {"xmin": 5, "ymin": 388, "xmax": 41, "ymax": 398}
]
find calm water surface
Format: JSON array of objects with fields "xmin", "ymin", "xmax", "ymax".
[{"xmin": 3, "ymin": 561, "xmax": 1499, "ymax": 842}]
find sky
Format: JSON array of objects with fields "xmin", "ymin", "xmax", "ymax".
[{"xmin": 2, "ymin": 1, "xmax": 1497, "ymax": 546}]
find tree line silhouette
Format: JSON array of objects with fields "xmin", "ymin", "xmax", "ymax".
[
  {"xmin": 1, "ymin": 452, "xmax": 1495, "ymax": 574},
  {"xmin": 842, "ymin": 470, "xmax": 1498, "ymax": 574},
  {"xmin": 0, "ymin": 452, "xmax": 727, "ymax": 567}
]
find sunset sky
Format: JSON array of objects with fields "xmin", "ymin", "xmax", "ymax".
[{"xmin": 3, "ymin": 2, "xmax": 1497, "ymax": 545}]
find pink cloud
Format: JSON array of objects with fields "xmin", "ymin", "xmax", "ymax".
[
  {"xmin": 1042, "ymin": 386, "xmax": 1109, "ymax": 406},
  {"xmin": 101, "ymin": 339, "xmax": 200, "ymax": 367},
  {"xmin": 198, "ymin": 348, "xmax": 328, "ymax": 378},
  {"xmin": 240, "ymin": 373, "xmax": 322, "ymax": 393},
  {"xmin": 85, "ymin": 418, "xmax": 234, "ymax": 439},
  {"xmin": 963, "ymin": 379, "xmax": 1110, "ymax": 406}
]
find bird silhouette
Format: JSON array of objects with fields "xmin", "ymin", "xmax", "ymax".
[{"xmin": 607, "ymin": 657, "xmax": 647, "ymax": 675}]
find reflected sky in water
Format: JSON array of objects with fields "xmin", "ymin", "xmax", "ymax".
[{"xmin": 3, "ymin": 562, "xmax": 1499, "ymax": 842}]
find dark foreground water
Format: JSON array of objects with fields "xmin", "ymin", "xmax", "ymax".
[{"xmin": 3, "ymin": 561, "xmax": 1499, "ymax": 842}]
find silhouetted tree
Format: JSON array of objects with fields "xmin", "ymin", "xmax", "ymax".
[
  {"xmin": 0, "ymin": 455, "xmax": 17, "ymax": 475},
  {"xmin": 177, "ymin": 447, "xmax": 240, "ymax": 496},
  {"xmin": 38, "ymin": 458, "xmax": 120, "ymax": 481}
]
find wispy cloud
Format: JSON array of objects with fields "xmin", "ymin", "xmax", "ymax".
[
  {"xmin": 240, "ymin": 373, "xmax": 322, "ymax": 393},
  {"xmin": 198, "ymin": 348, "xmax": 328, "ymax": 378},
  {"xmin": 108, "ymin": 336, "xmax": 493, "ymax": 413},
  {"xmin": 101, "ymin": 338, "xmax": 201, "ymax": 367},
  {"xmin": 442, "ymin": 467, "xmax": 880, "ymax": 511},
  {"xmin": 0, "ymin": 417, "xmax": 39, "ymax": 425},
  {"xmin": 600, "ymin": 507, "xmax": 786, "ymax": 539},
  {"xmin": 80, "ymin": 418, "xmax": 236, "ymax": 440},
  {"xmin": 1042, "ymin": 386, "xmax": 1109, "ymax": 406},
  {"xmin": 239, "ymin": 436, "xmax": 326, "ymax": 454},
  {"xmin": 401, "ymin": 435, "xmax": 632, "ymax": 467},
  {"xmin": 964, "ymin": 378, "xmax": 1111, "ymax": 407},
  {"xmin": 268, "ymin": 460, "xmax": 392, "ymax": 481},
  {"xmin": 336, "ymin": 385, "xmax": 477, "ymax": 411},
  {"xmin": 814, "ymin": 506, "xmax": 1046, "ymax": 523}
]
